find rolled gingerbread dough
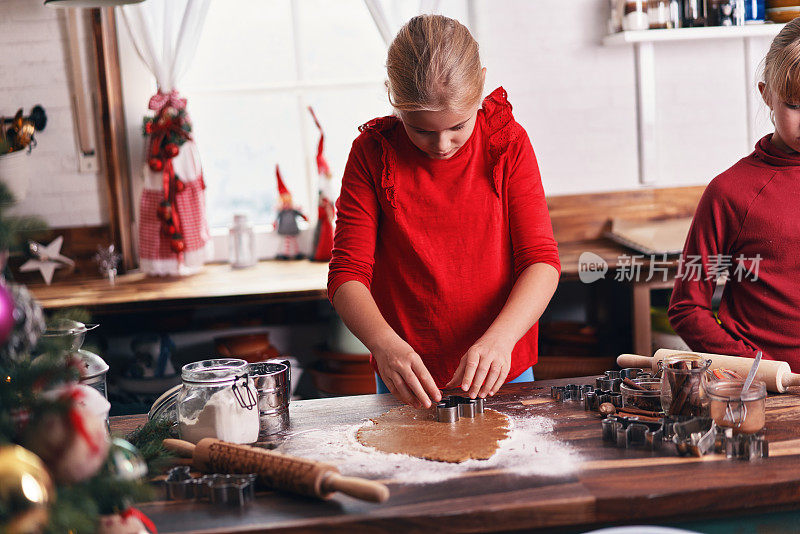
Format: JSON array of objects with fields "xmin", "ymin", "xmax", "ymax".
[{"xmin": 356, "ymin": 405, "xmax": 511, "ymax": 463}]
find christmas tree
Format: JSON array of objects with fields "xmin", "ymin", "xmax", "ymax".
[{"xmin": 0, "ymin": 181, "xmax": 154, "ymax": 533}]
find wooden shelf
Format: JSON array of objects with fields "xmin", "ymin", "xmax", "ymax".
[
  {"xmin": 28, "ymin": 260, "xmax": 329, "ymax": 313},
  {"xmin": 603, "ymin": 23, "xmax": 785, "ymax": 46}
]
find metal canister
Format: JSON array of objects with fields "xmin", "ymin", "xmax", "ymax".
[{"xmin": 248, "ymin": 360, "xmax": 291, "ymax": 437}]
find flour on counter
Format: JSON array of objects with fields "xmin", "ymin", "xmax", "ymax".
[{"xmin": 276, "ymin": 413, "xmax": 578, "ymax": 485}]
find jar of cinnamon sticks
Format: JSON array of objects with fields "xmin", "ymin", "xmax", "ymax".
[{"xmin": 660, "ymin": 354, "xmax": 711, "ymax": 417}]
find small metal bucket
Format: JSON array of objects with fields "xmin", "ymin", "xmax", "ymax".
[{"xmin": 248, "ymin": 359, "xmax": 290, "ymax": 437}]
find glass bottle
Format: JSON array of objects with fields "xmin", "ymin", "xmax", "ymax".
[
  {"xmin": 648, "ymin": 0, "xmax": 671, "ymax": 29},
  {"xmin": 683, "ymin": 0, "xmax": 708, "ymax": 27},
  {"xmin": 229, "ymin": 213, "xmax": 257, "ymax": 269}
]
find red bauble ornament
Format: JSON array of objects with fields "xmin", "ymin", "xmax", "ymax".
[
  {"xmin": 156, "ymin": 201, "xmax": 172, "ymax": 221},
  {"xmin": 174, "ymin": 180, "xmax": 185, "ymax": 193},
  {"xmin": 144, "ymin": 122, "xmax": 153, "ymax": 134},
  {"xmin": 0, "ymin": 283, "xmax": 15, "ymax": 345},
  {"xmin": 170, "ymin": 235, "xmax": 185, "ymax": 253},
  {"xmin": 164, "ymin": 143, "xmax": 179, "ymax": 158},
  {"xmin": 148, "ymin": 157, "xmax": 163, "ymax": 172}
]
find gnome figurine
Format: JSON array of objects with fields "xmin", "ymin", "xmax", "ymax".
[{"xmin": 274, "ymin": 165, "xmax": 308, "ymax": 260}]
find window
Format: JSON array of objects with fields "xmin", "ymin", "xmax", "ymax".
[{"xmin": 118, "ymin": 0, "xmax": 472, "ymax": 261}]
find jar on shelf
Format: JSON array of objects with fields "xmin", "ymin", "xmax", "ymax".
[
  {"xmin": 229, "ymin": 213, "xmax": 257, "ymax": 269},
  {"xmin": 609, "ymin": 0, "xmax": 626, "ymax": 33},
  {"xmin": 683, "ymin": 0, "xmax": 709, "ymax": 26},
  {"xmin": 706, "ymin": 379, "xmax": 767, "ymax": 434},
  {"xmin": 649, "ymin": 0, "xmax": 671, "ymax": 28},
  {"xmin": 623, "ymin": 0, "xmax": 650, "ymax": 30},
  {"xmin": 660, "ymin": 353, "xmax": 712, "ymax": 417},
  {"xmin": 177, "ymin": 358, "xmax": 259, "ymax": 444},
  {"xmin": 743, "ymin": 0, "xmax": 766, "ymax": 23},
  {"xmin": 709, "ymin": 0, "xmax": 737, "ymax": 25},
  {"xmin": 669, "ymin": 0, "xmax": 682, "ymax": 27}
]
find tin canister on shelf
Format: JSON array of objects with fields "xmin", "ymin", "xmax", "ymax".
[{"xmin": 248, "ymin": 359, "xmax": 291, "ymax": 437}]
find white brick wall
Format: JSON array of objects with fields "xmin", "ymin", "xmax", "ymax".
[{"xmin": 0, "ymin": 0, "xmax": 109, "ymax": 228}]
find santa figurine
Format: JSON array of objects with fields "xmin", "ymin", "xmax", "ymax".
[
  {"xmin": 274, "ymin": 165, "xmax": 308, "ymax": 260},
  {"xmin": 308, "ymin": 106, "xmax": 335, "ymax": 262}
]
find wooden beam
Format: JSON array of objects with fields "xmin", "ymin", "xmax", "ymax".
[{"xmin": 90, "ymin": 7, "xmax": 136, "ymax": 272}]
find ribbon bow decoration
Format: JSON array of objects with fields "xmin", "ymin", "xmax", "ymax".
[{"xmin": 148, "ymin": 89, "xmax": 188, "ymax": 112}]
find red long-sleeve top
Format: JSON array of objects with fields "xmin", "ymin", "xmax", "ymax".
[
  {"xmin": 669, "ymin": 134, "xmax": 800, "ymax": 371},
  {"xmin": 328, "ymin": 87, "xmax": 561, "ymax": 386}
]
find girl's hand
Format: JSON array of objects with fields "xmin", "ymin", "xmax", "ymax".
[
  {"xmin": 444, "ymin": 334, "xmax": 514, "ymax": 398},
  {"xmin": 373, "ymin": 336, "xmax": 442, "ymax": 409}
]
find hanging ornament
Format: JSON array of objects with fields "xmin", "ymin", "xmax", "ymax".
[
  {"xmin": 174, "ymin": 179, "xmax": 185, "ymax": 193},
  {"xmin": 156, "ymin": 201, "xmax": 172, "ymax": 222},
  {"xmin": 0, "ymin": 283, "xmax": 16, "ymax": 345},
  {"xmin": 97, "ymin": 509, "xmax": 155, "ymax": 534},
  {"xmin": 164, "ymin": 143, "xmax": 179, "ymax": 158},
  {"xmin": 0, "ymin": 283, "xmax": 45, "ymax": 364},
  {"xmin": 0, "ymin": 445, "xmax": 53, "ymax": 534},
  {"xmin": 147, "ymin": 157, "xmax": 163, "ymax": 172},
  {"xmin": 104, "ymin": 438, "xmax": 147, "ymax": 482},
  {"xmin": 18, "ymin": 236, "xmax": 76, "ymax": 285},
  {"xmin": 24, "ymin": 385, "xmax": 111, "ymax": 484},
  {"xmin": 169, "ymin": 233, "xmax": 185, "ymax": 254}
]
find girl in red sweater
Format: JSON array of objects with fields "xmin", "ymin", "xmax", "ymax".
[
  {"xmin": 328, "ymin": 15, "xmax": 561, "ymax": 408},
  {"xmin": 669, "ymin": 19, "xmax": 800, "ymax": 370}
]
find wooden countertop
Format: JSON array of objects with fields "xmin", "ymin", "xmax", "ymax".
[
  {"xmin": 113, "ymin": 378, "xmax": 800, "ymax": 533},
  {"xmin": 29, "ymin": 240, "xmax": 672, "ymax": 313}
]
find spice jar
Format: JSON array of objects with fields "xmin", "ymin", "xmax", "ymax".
[
  {"xmin": 706, "ymin": 379, "xmax": 767, "ymax": 434},
  {"xmin": 177, "ymin": 358, "xmax": 259, "ymax": 444},
  {"xmin": 660, "ymin": 354, "xmax": 711, "ymax": 417},
  {"xmin": 620, "ymin": 379, "xmax": 663, "ymax": 413},
  {"xmin": 623, "ymin": 0, "xmax": 650, "ymax": 30}
]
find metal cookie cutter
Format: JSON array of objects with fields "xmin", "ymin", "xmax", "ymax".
[
  {"xmin": 200, "ymin": 473, "xmax": 258, "ymax": 506},
  {"xmin": 165, "ymin": 466, "xmax": 202, "ymax": 500},
  {"xmin": 164, "ymin": 467, "xmax": 258, "ymax": 506},
  {"xmin": 435, "ymin": 395, "xmax": 484, "ymax": 422},
  {"xmin": 673, "ymin": 417, "xmax": 717, "ymax": 457},
  {"xmin": 601, "ymin": 415, "xmax": 664, "ymax": 450},
  {"xmin": 720, "ymin": 428, "xmax": 769, "ymax": 460}
]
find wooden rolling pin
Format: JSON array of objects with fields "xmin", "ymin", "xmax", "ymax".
[
  {"xmin": 618, "ymin": 349, "xmax": 800, "ymax": 393},
  {"xmin": 163, "ymin": 438, "xmax": 389, "ymax": 503}
]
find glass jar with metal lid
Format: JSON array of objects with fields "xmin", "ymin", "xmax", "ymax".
[
  {"xmin": 177, "ymin": 358, "xmax": 259, "ymax": 444},
  {"xmin": 706, "ymin": 379, "xmax": 767, "ymax": 434}
]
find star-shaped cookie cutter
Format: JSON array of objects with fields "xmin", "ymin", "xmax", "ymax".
[{"xmin": 435, "ymin": 395, "xmax": 485, "ymax": 422}]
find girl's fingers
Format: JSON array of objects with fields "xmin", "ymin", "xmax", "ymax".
[
  {"xmin": 444, "ymin": 357, "xmax": 466, "ymax": 389},
  {"xmin": 488, "ymin": 364, "xmax": 509, "ymax": 396},
  {"xmin": 460, "ymin": 352, "xmax": 481, "ymax": 392},
  {"xmin": 401, "ymin": 368, "xmax": 434, "ymax": 408},
  {"xmin": 479, "ymin": 360, "xmax": 502, "ymax": 398},
  {"xmin": 389, "ymin": 373, "xmax": 420, "ymax": 408},
  {"xmin": 468, "ymin": 358, "xmax": 492, "ymax": 399},
  {"xmin": 412, "ymin": 359, "xmax": 442, "ymax": 403}
]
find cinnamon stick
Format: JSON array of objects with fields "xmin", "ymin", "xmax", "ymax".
[
  {"xmin": 668, "ymin": 361, "xmax": 691, "ymax": 416},
  {"xmin": 622, "ymin": 378, "xmax": 648, "ymax": 391},
  {"xmin": 617, "ymin": 411, "xmax": 663, "ymax": 423},
  {"xmin": 618, "ymin": 406, "xmax": 662, "ymax": 418}
]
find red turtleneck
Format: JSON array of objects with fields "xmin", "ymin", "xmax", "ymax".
[
  {"xmin": 669, "ymin": 134, "xmax": 800, "ymax": 370},
  {"xmin": 328, "ymin": 88, "xmax": 561, "ymax": 386}
]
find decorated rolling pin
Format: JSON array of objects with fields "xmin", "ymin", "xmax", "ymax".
[
  {"xmin": 617, "ymin": 349, "xmax": 800, "ymax": 393},
  {"xmin": 163, "ymin": 438, "xmax": 389, "ymax": 503}
]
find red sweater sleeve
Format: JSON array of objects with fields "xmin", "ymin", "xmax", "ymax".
[
  {"xmin": 327, "ymin": 137, "xmax": 379, "ymax": 302},
  {"xmin": 668, "ymin": 177, "xmax": 759, "ymax": 358},
  {"xmin": 506, "ymin": 130, "xmax": 561, "ymax": 279}
]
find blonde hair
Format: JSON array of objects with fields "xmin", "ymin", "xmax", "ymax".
[
  {"xmin": 386, "ymin": 14, "xmax": 483, "ymax": 112},
  {"xmin": 763, "ymin": 17, "xmax": 800, "ymax": 104}
]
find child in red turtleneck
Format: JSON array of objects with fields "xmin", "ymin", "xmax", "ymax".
[
  {"xmin": 669, "ymin": 20, "xmax": 800, "ymax": 370},
  {"xmin": 327, "ymin": 15, "xmax": 560, "ymax": 409}
]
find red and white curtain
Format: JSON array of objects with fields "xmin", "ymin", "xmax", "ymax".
[{"xmin": 121, "ymin": 0, "xmax": 211, "ymax": 276}]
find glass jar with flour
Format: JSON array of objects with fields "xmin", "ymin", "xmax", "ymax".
[{"xmin": 177, "ymin": 358, "xmax": 259, "ymax": 444}]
